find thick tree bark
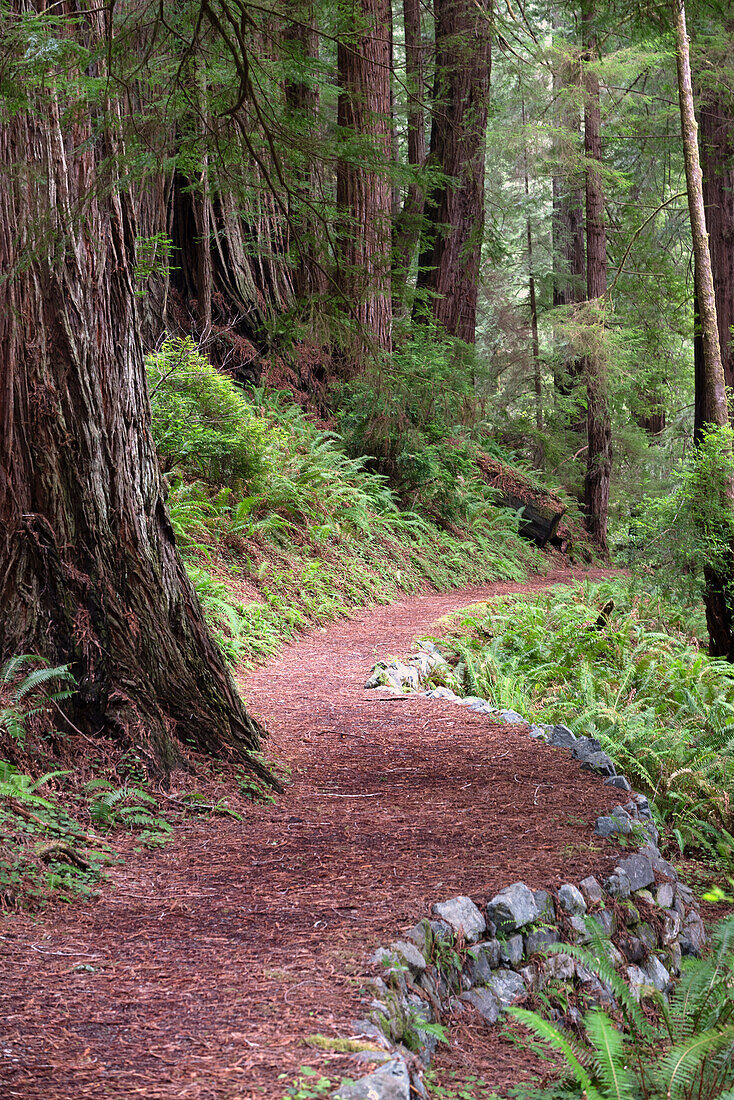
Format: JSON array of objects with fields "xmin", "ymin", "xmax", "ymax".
[
  {"xmin": 414, "ymin": 0, "xmax": 491, "ymax": 345},
  {"xmin": 392, "ymin": 0, "xmax": 427, "ymax": 301},
  {"xmin": 0, "ymin": 1, "xmax": 272, "ymax": 780},
  {"xmin": 582, "ymin": 6, "xmax": 612, "ymax": 551},
  {"xmin": 336, "ymin": 0, "xmax": 393, "ymax": 358},
  {"xmin": 676, "ymin": 0, "xmax": 734, "ymax": 659}
]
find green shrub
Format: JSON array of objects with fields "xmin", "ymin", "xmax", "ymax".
[{"xmin": 147, "ymin": 336, "xmax": 271, "ymax": 488}]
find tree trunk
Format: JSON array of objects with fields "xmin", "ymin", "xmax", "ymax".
[
  {"xmin": 0, "ymin": 1, "xmax": 272, "ymax": 782},
  {"xmin": 551, "ymin": 25, "xmax": 585, "ymax": 410},
  {"xmin": 414, "ymin": 0, "xmax": 491, "ymax": 345},
  {"xmin": 283, "ymin": 4, "xmax": 330, "ymax": 303},
  {"xmin": 392, "ymin": 0, "xmax": 427, "ymax": 302},
  {"xmin": 582, "ymin": 6, "xmax": 612, "ymax": 551},
  {"xmin": 336, "ymin": 0, "xmax": 393, "ymax": 359},
  {"xmin": 694, "ymin": 82, "xmax": 734, "ymax": 439},
  {"xmin": 675, "ymin": 0, "xmax": 733, "ymax": 659}
]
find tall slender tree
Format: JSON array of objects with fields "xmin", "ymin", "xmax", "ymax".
[
  {"xmin": 336, "ymin": 0, "xmax": 394, "ymax": 357},
  {"xmin": 581, "ymin": 1, "xmax": 612, "ymax": 550},
  {"xmin": 415, "ymin": 0, "xmax": 492, "ymax": 345}
]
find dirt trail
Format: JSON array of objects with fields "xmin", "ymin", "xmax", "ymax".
[{"xmin": 0, "ymin": 569, "xmax": 621, "ymax": 1099}]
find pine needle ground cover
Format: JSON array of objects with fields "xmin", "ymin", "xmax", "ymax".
[{"xmin": 427, "ymin": 580, "xmax": 734, "ymax": 867}]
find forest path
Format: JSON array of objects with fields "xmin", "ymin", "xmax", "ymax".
[{"xmin": 1, "ymin": 567, "xmax": 621, "ymax": 1099}]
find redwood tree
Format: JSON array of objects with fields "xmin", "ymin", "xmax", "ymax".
[
  {"xmin": 0, "ymin": 0, "xmax": 271, "ymax": 779},
  {"xmin": 414, "ymin": 0, "xmax": 492, "ymax": 345},
  {"xmin": 336, "ymin": 0, "xmax": 393, "ymax": 356},
  {"xmin": 581, "ymin": 2, "xmax": 612, "ymax": 551}
]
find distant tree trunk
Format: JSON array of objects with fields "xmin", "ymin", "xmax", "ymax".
[
  {"xmin": 676, "ymin": 0, "xmax": 734, "ymax": 659},
  {"xmin": 582, "ymin": 5, "xmax": 612, "ymax": 551},
  {"xmin": 0, "ymin": 1, "xmax": 272, "ymax": 781},
  {"xmin": 392, "ymin": 0, "xmax": 427, "ymax": 302},
  {"xmin": 414, "ymin": 0, "xmax": 491, "ymax": 345},
  {"xmin": 521, "ymin": 91, "xmax": 543, "ymax": 438},
  {"xmin": 336, "ymin": 0, "xmax": 393, "ymax": 358},
  {"xmin": 551, "ymin": 24, "xmax": 585, "ymax": 410},
  {"xmin": 283, "ymin": 4, "xmax": 329, "ymax": 302}
]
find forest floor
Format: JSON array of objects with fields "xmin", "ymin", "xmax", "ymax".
[{"xmin": 0, "ymin": 568, "xmax": 629, "ymax": 1100}]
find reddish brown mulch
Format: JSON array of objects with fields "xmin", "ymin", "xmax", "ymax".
[{"xmin": 0, "ymin": 569, "xmax": 623, "ymax": 1099}]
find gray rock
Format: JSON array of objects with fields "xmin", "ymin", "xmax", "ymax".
[
  {"xmin": 616, "ymin": 853, "xmax": 655, "ymax": 892},
  {"xmin": 605, "ymin": 871, "xmax": 631, "ymax": 898},
  {"xmin": 619, "ymin": 900, "xmax": 641, "ymax": 926},
  {"xmin": 568, "ymin": 914, "xmax": 588, "ymax": 940},
  {"xmin": 580, "ymin": 753, "xmax": 617, "ymax": 778},
  {"xmin": 497, "ymin": 709, "xmax": 527, "ymax": 724},
  {"xmin": 626, "ymin": 965, "xmax": 650, "ymax": 1001},
  {"xmin": 580, "ymin": 876, "xmax": 603, "ymax": 905},
  {"xmin": 432, "ymin": 896, "xmax": 486, "ymax": 943},
  {"xmin": 635, "ymin": 889, "xmax": 655, "ymax": 906},
  {"xmin": 638, "ymin": 922, "xmax": 657, "ymax": 951},
  {"xmin": 605, "ymin": 775, "xmax": 632, "ymax": 791},
  {"xmin": 640, "ymin": 844, "xmax": 678, "ymax": 882},
  {"xmin": 618, "ymin": 935, "xmax": 646, "ymax": 964},
  {"xmin": 528, "ymin": 725, "xmax": 548, "ymax": 740},
  {"xmin": 645, "ymin": 956, "xmax": 671, "ymax": 993},
  {"xmin": 666, "ymin": 941, "xmax": 682, "ymax": 976},
  {"xmin": 352, "ymin": 1052, "xmax": 394, "ymax": 1067},
  {"xmin": 572, "ymin": 736, "xmax": 603, "ymax": 760},
  {"xmin": 459, "ymin": 987, "xmax": 500, "ymax": 1024},
  {"xmin": 424, "ymin": 686, "xmax": 459, "ymax": 700},
  {"xmin": 525, "ymin": 928, "xmax": 560, "ymax": 955},
  {"xmin": 370, "ymin": 947, "xmax": 401, "ymax": 971},
  {"xmin": 533, "ymin": 889, "xmax": 555, "ymax": 920},
  {"xmin": 488, "ymin": 968, "xmax": 527, "ymax": 1007},
  {"xmin": 333, "ymin": 1058, "xmax": 411, "ymax": 1100},
  {"xmin": 545, "ymin": 953, "xmax": 576, "ymax": 981},
  {"xmin": 559, "ymin": 884, "xmax": 587, "ymax": 915},
  {"xmin": 351, "ymin": 1020, "xmax": 392, "ymax": 1047},
  {"xmin": 662, "ymin": 909, "xmax": 681, "ymax": 945},
  {"xmin": 680, "ymin": 911, "xmax": 706, "ymax": 957},
  {"xmin": 595, "ymin": 815, "xmax": 632, "ymax": 838},
  {"xmin": 404, "ymin": 919, "xmax": 454, "ymax": 954},
  {"xmin": 456, "ymin": 696, "xmax": 488, "ymax": 708},
  {"xmin": 464, "ymin": 940, "xmax": 501, "ymax": 985},
  {"xmin": 606, "ymin": 943, "xmax": 625, "ymax": 968},
  {"xmin": 677, "ymin": 883, "xmax": 694, "ymax": 904},
  {"xmin": 417, "ymin": 970, "xmax": 440, "ymax": 1002},
  {"xmin": 588, "ymin": 909, "xmax": 615, "ymax": 938},
  {"xmin": 487, "ymin": 883, "xmax": 540, "ymax": 933},
  {"xmin": 548, "ymin": 725, "xmax": 577, "ymax": 748},
  {"xmin": 656, "ymin": 884, "xmax": 675, "ymax": 909},
  {"xmin": 500, "ymin": 934, "xmax": 524, "ymax": 966},
  {"xmin": 389, "ymin": 941, "xmax": 426, "ymax": 974},
  {"xmin": 632, "ymin": 793, "xmax": 653, "ymax": 821}
]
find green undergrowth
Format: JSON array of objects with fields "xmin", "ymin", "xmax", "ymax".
[
  {"xmin": 0, "ymin": 654, "xmax": 284, "ymax": 911},
  {"xmin": 427, "ymin": 578, "xmax": 734, "ymax": 865},
  {"xmin": 148, "ymin": 337, "xmax": 552, "ymax": 667}
]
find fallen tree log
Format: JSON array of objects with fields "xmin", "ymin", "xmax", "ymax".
[{"xmin": 473, "ymin": 452, "xmax": 566, "ymax": 548}]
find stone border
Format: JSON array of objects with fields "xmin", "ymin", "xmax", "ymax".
[{"xmin": 328, "ymin": 644, "xmax": 706, "ymax": 1100}]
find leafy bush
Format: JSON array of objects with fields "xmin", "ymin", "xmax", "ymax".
[{"xmin": 431, "ymin": 580, "xmax": 734, "ymax": 858}]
